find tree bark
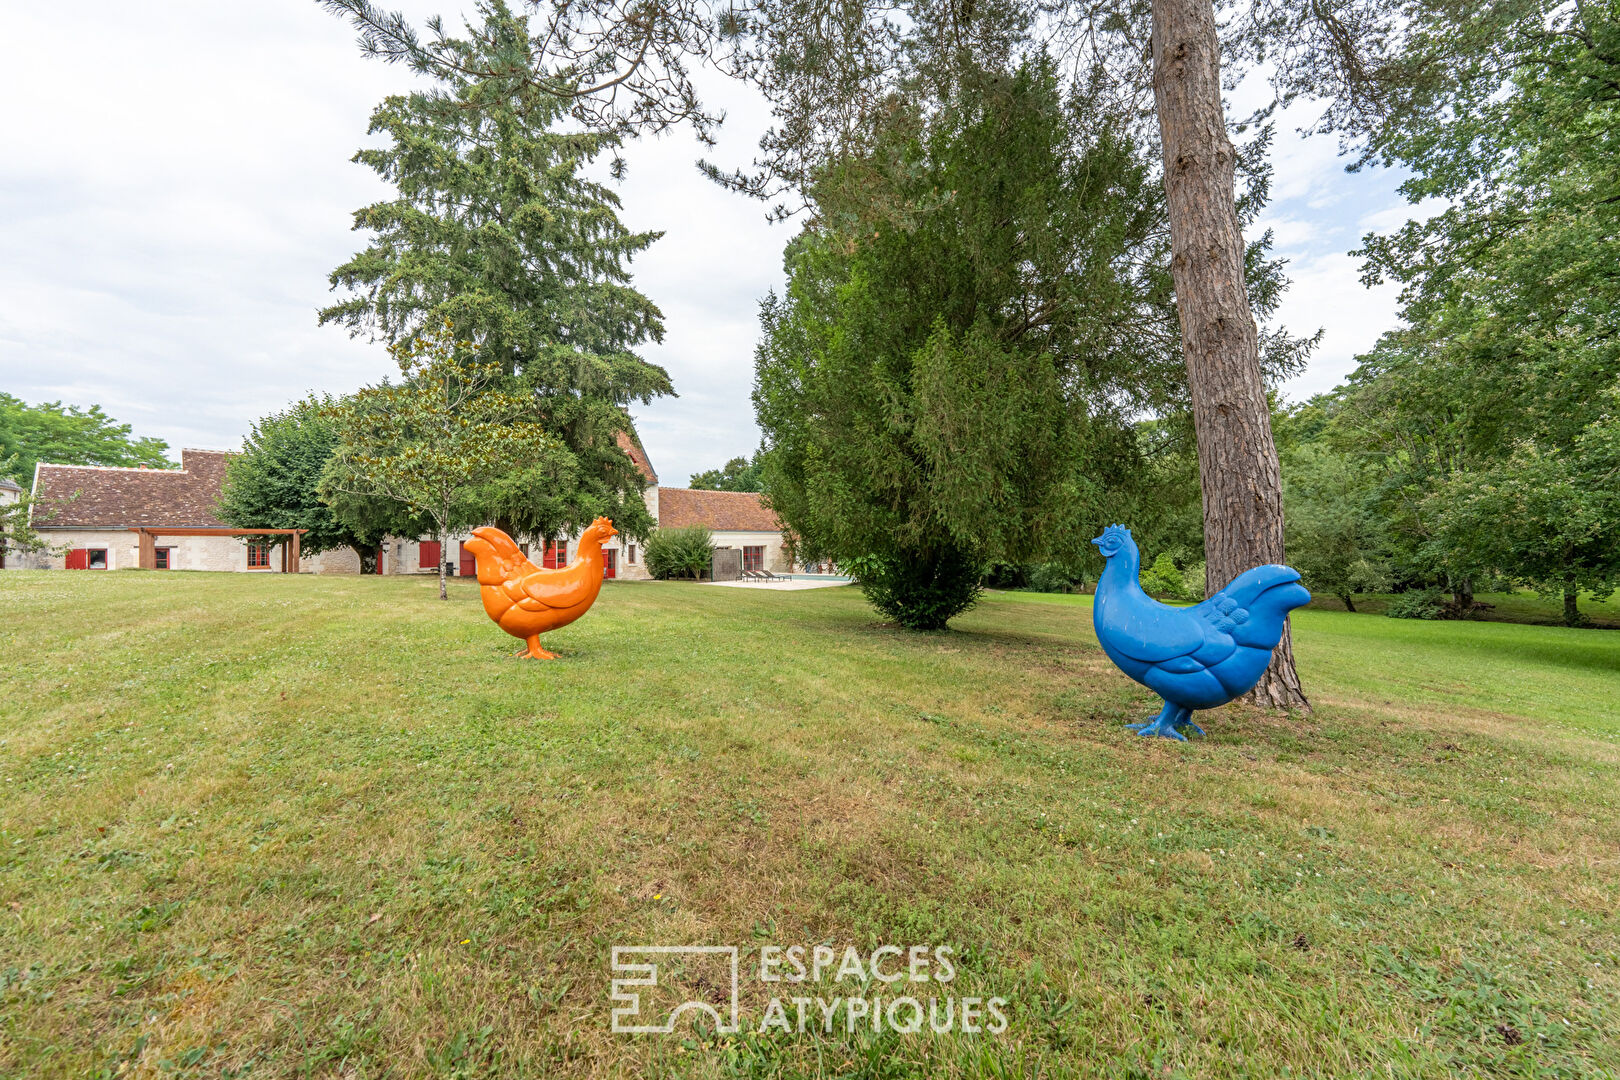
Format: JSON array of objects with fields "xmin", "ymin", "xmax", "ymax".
[
  {"xmin": 1340, "ymin": 593, "xmax": 1356, "ymax": 613},
  {"xmin": 1563, "ymin": 587, "xmax": 1579, "ymax": 626},
  {"xmin": 1152, "ymin": 0, "xmax": 1308, "ymax": 710},
  {"xmin": 438, "ymin": 531, "xmax": 449, "ymax": 600}
]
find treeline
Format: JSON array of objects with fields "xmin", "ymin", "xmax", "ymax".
[
  {"xmin": 0, "ymin": 393, "xmax": 171, "ymax": 483},
  {"xmin": 1284, "ymin": 3, "xmax": 1620, "ymax": 627}
]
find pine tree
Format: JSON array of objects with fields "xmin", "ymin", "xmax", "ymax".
[{"xmin": 321, "ymin": 0, "xmax": 672, "ymax": 544}]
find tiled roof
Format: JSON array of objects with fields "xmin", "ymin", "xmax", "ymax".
[
  {"xmin": 657, "ymin": 487, "xmax": 781, "ymax": 532},
  {"xmin": 0, "ymin": 476, "xmax": 21, "ymax": 492},
  {"xmin": 31, "ymin": 449, "xmax": 231, "ymax": 528},
  {"xmin": 616, "ymin": 430, "xmax": 657, "ymax": 486}
]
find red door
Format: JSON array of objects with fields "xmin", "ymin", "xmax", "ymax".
[
  {"xmin": 603, "ymin": 549, "xmax": 617, "ymax": 579},
  {"xmin": 419, "ymin": 540, "xmax": 441, "ymax": 570},
  {"xmin": 459, "ymin": 543, "xmax": 476, "ymax": 578},
  {"xmin": 65, "ymin": 548, "xmax": 89, "ymax": 570}
]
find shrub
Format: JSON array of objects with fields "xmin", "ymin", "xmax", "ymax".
[
  {"xmin": 1140, "ymin": 552, "xmax": 1198, "ymax": 602},
  {"xmin": 844, "ymin": 549, "xmax": 983, "ymax": 630},
  {"xmin": 1025, "ymin": 563, "xmax": 1084, "ymax": 594},
  {"xmin": 982, "ymin": 561, "xmax": 1028, "ymax": 589},
  {"xmin": 1180, "ymin": 560, "xmax": 1207, "ymax": 602},
  {"xmin": 1385, "ymin": 589, "xmax": 1445, "ymax": 620},
  {"xmin": 644, "ymin": 525, "xmax": 713, "ymax": 580}
]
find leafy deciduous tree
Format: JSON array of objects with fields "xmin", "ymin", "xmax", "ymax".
[
  {"xmin": 0, "ymin": 393, "xmax": 171, "ymax": 484},
  {"xmin": 219, "ymin": 394, "xmax": 421, "ymax": 566},
  {"xmin": 321, "ymin": 324, "xmax": 556, "ymax": 599},
  {"xmin": 0, "ymin": 492, "xmax": 59, "ymax": 564},
  {"xmin": 1277, "ymin": 401, "xmax": 1392, "ymax": 612},
  {"xmin": 689, "ymin": 455, "xmax": 763, "ymax": 492},
  {"xmin": 1334, "ymin": 3, "xmax": 1620, "ymax": 625}
]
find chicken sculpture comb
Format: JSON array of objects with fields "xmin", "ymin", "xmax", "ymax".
[
  {"xmin": 461, "ymin": 521, "xmax": 615, "ymax": 659},
  {"xmin": 1089, "ymin": 525, "xmax": 1311, "ymax": 739}
]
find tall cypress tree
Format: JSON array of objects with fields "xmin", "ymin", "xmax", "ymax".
[{"xmin": 321, "ymin": 0, "xmax": 672, "ymax": 542}]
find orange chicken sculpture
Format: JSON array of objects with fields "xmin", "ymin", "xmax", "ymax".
[{"xmin": 461, "ymin": 518, "xmax": 617, "ymax": 659}]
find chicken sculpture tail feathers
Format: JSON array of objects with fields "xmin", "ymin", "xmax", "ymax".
[{"xmin": 1192, "ymin": 564, "xmax": 1310, "ymax": 651}]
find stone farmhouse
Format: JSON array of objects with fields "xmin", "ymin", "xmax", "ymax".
[{"xmin": 9, "ymin": 434, "xmax": 795, "ymax": 579}]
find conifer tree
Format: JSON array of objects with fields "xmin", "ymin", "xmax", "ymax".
[{"xmin": 321, "ymin": 0, "xmax": 672, "ymax": 544}]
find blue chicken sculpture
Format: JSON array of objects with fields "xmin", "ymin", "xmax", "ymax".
[{"xmin": 1090, "ymin": 525, "xmax": 1311, "ymax": 739}]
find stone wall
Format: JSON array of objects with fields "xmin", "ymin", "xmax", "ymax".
[
  {"xmin": 14, "ymin": 513, "xmax": 689, "ymax": 580},
  {"xmin": 302, "ymin": 546, "xmax": 362, "ymax": 574},
  {"xmin": 19, "ymin": 530, "xmax": 360, "ymax": 573},
  {"xmin": 712, "ymin": 530, "xmax": 795, "ymax": 574}
]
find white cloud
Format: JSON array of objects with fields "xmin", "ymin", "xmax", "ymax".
[
  {"xmin": 1357, "ymin": 196, "xmax": 1445, "ymax": 237},
  {"xmin": 1252, "ymin": 214, "xmax": 1325, "ymax": 255},
  {"xmin": 1273, "ymin": 251, "xmax": 1403, "ymax": 400}
]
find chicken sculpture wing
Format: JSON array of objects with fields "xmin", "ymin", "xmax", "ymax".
[
  {"xmin": 461, "ymin": 518, "xmax": 617, "ymax": 659},
  {"xmin": 1090, "ymin": 524, "xmax": 1311, "ymax": 739}
]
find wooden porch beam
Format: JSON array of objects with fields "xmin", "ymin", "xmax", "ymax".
[{"xmin": 125, "ymin": 528, "xmax": 307, "ymax": 537}]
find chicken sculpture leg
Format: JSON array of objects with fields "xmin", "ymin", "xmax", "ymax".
[
  {"xmin": 1090, "ymin": 525, "xmax": 1311, "ymax": 739},
  {"xmin": 461, "ymin": 518, "xmax": 617, "ymax": 659}
]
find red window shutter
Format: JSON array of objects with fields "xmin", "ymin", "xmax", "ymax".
[
  {"xmin": 65, "ymin": 548, "xmax": 88, "ymax": 570},
  {"xmin": 419, "ymin": 540, "xmax": 441, "ymax": 569}
]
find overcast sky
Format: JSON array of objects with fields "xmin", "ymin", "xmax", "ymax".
[{"xmin": 0, "ymin": 3, "xmax": 1411, "ymax": 486}]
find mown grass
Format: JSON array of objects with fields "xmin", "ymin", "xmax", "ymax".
[{"xmin": 0, "ymin": 571, "xmax": 1615, "ymax": 1079}]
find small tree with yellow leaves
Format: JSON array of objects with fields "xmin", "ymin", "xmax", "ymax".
[{"xmin": 321, "ymin": 323, "xmax": 555, "ymax": 599}]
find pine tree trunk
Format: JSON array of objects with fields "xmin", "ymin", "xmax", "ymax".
[{"xmin": 1151, "ymin": 0, "xmax": 1308, "ymax": 711}]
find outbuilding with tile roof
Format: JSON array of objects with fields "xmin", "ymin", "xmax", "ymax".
[{"xmin": 17, "ymin": 449, "xmax": 339, "ymax": 573}]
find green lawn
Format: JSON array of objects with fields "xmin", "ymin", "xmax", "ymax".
[{"xmin": 0, "ymin": 571, "xmax": 1615, "ymax": 1078}]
